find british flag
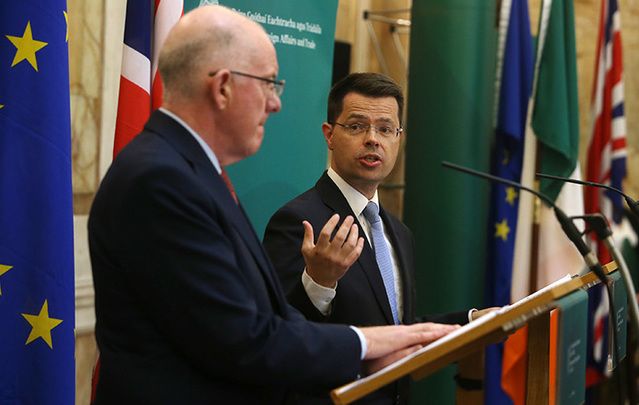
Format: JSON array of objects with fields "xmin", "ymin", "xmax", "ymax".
[
  {"xmin": 113, "ymin": 0, "xmax": 183, "ymax": 157},
  {"xmin": 584, "ymin": 0, "xmax": 627, "ymax": 387}
]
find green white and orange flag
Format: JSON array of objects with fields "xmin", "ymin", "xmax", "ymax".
[{"xmin": 502, "ymin": 0, "xmax": 584, "ymax": 403}]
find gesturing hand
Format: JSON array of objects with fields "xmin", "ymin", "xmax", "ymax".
[{"xmin": 301, "ymin": 214, "xmax": 365, "ymax": 288}]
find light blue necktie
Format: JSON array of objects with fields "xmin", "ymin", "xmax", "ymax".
[{"xmin": 363, "ymin": 201, "xmax": 399, "ymax": 325}]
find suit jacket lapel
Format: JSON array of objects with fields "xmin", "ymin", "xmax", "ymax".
[
  {"xmin": 315, "ymin": 172, "xmax": 395, "ymax": 324},
  {"xmin": 202, "ymin": 173, "xmax": 288, "ymax": 314},
  {"xmin": 145, "ymin": 111, "xmax": 287, "ymax": 313}
]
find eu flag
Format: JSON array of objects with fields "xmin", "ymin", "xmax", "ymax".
[
  {"xmin": 484, "ymin": 0, "xmax": 533, "ymax": 404},
  {"xmin": 0, "ymin": 1, "xmax": 75, "ymax": 403}
]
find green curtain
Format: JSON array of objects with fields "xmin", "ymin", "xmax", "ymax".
[{"xmin": 404, "ymin": 1, "xmax": 497, "ymax": 403}]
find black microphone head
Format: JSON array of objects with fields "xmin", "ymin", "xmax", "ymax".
[
  {"xmin": 580, "ymin": 213, "xmax": 612, "ymax": 239},
  {"xmin": 624, "ymin": 195, "xmax": 639, "ymax": 220},
  {"xmin": 553, "ymin": 207, "xmax": 591, "ymax": 257}
]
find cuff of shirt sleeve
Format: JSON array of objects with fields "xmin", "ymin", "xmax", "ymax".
[
  {"xmin": 302, "ymin": 269, "xmax": 337, "ymax": 315},
  {"xmin": 349, "ymin": 326, "xmax": 367, "ymax": 360},
  {"xmin": 467, "ymin": 308, "xmax": 478, "ymax": 323}
]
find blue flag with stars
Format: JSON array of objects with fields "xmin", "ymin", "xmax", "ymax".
[
  {"xmin": 484, "ymin": 0, "xmax": 533, "ymax": 404},
  {"xmin": 0, "ymin": 1, "xmax": 75, "ymax": 403}
]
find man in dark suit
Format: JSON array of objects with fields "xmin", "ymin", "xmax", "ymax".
[
  {"xmin": 264, "ymin": 73, "xmax": 484, "ymax": 404},
  {"xmin": 89, "ymin": 7, "xmax": 458, "ymax": 405}
]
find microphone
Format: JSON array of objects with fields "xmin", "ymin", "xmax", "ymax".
[
  {"xmin": 536, "ymin": 174, "xmax": 639, "ymax": 345},
  {"xmin": 574, "ymin": 213, "xmax": 612, "ymax": 240},
  {"xmin": 443, "ymin": 162, "xmax": 630, "ymax": 379},
  {"xmin": 441, "ymin": 161, "xmax": 607, "ymax": 283},
  {"xmin": 536, "ymin": 172, "xmax": 639, "ymax": 220}
]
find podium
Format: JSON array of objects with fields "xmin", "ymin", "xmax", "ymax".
[{"xmin": 330, "ymin": 263, "xmax": 620, "ymax": 405}]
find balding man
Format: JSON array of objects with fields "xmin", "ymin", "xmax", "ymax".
[{"xmin": 89, "ymin": 6, "xmax": 457, "ymax": 404}]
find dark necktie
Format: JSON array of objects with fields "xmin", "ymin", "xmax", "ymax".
[{"xmin": 220, "ymin": 169, "xmax": 238, "ymax": 204}]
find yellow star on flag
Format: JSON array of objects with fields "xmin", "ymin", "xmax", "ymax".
[
  {"xmin": 505, "ymin": 187, "xmax": 518, "ymax": 206},
  {"xmin": 63, "ymin": 11, "xmax": 69, "ymax": 42},
  {"xmin": 0, "ymin": 264, "xmax": 13, "ymax": 296},
  {"xmin": 0, "ymin": 104, "xmax": 4, "ymax": 109},
  {"xmin": 495, "ymin": 219, "xmax": 510, "ymax": 242},
  {"xmin": 6, "ymin": 21, "xmax": 48, "ymax": 71},
  {"xmin": 501, "ymin": 149, "xmax": 510, "ymax": 165},
  {"xmin": 21, "ymin": 300, "xmax": 63, "ymax": 349}
]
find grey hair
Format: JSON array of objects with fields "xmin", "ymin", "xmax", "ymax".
[{"xmin": 158, "ymin": 27, "xmax": 234, "ymax": 100}]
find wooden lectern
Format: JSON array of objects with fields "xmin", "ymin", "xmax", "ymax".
[{"xmin": 330, "ymin": 263, "xmax": 618, "ymax": 405}]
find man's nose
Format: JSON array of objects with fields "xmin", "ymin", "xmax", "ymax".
[
  {"xmin": 266, "ymin": 93, "xmax": 281, "ymax": 113},
  {"xmin": 363, "ymin": 127, "xmax": 381, "ymax": 146}
]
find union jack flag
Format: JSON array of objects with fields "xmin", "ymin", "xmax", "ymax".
[
  {"xmin": 584, "ymin": 0, "xmax": 627, "ymax": 387},
  {"xmin": 113, "ymin": 0, "xmax": 183, "ymax": 157}
]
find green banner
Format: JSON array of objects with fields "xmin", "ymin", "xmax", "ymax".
[
  {"xmin": 404, "ymin": 1, "xmax": 497, "ymax": 403},
  {"xmin": 556, "ymin": 289, "xmax": 588, "ymax": 405},
  {"xmin": 610, "ymin": 271, "xmax": 628, "ymax": 365},
  {"xmin": 184, "ymin": 0, "xmax": 337, "ymax": 236}
]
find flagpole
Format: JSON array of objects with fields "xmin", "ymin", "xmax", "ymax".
[
  {"xmin": 492, "ymin": 0, "xmax": 512, "ymax": 129},
  {"xmin": 511, "ymin": 0, "xmax": 553, "ymax": 300}
]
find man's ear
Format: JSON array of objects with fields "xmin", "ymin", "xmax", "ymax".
[
  {"xmin": 210, "ymin": 70, "xmax": 232, "ymax": 110},
  {"xmin": 322, "ymin": 122, "xmax": 334, "ymax": 150}
]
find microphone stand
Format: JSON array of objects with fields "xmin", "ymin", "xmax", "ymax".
[
  {"xmin": 576, "ymin": 213, "xmax": 636, "ymax": 401},
  {"xmin": 535, "ymin": 172, "xmax": 639, "ymax": 401},
  {"xmin": 442, "ymin": 161, "xmax": 622, "ymax": 397},
  {"xmin": 599, "ymin": 219, "xmax": 639, "ymax": 337},
  {"xmin": 576, "ymin": 214, "xmax": 639, "ymax": 338},
  {"xmin": 606, "ymin": 238, "xmax": 639, "ymax": 333},
  {"xmin": 535, "ymin": 173, "xmax": 639, "ymax": 356}
]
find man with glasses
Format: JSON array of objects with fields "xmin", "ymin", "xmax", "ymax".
[
  {"xmin": 264, "ymin": 73, "xmax": 483, "ymax": 404},
  {"xmin": 89, "ymin": 7, "xmax": 458, "ymax": 404}
]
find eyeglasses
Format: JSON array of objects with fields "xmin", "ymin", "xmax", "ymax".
[
  {"xmin": 331, "ymin": 122, "xmax": 403, "ymax": 138},
  {"xmin": 208, "ymin": 69, "xmax": 285, "ymax": 97}
]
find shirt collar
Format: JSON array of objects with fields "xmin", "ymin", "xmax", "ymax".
[
  {"xmin": 327, "ymin": 167, "xmax": 379, "ymax": 217},
  {"xmin": 159, "ymin": 107, "xmax": 222, "ymax": 174}
]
